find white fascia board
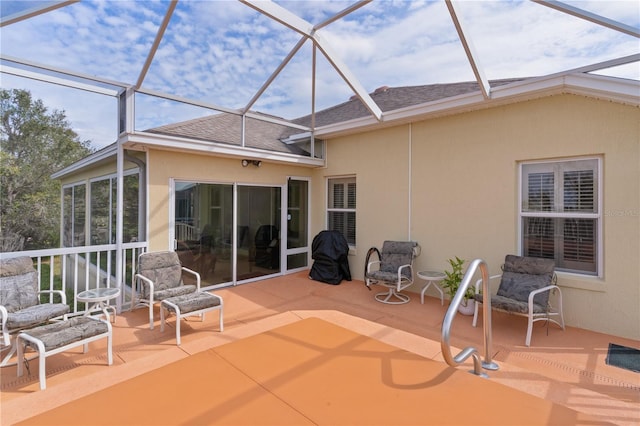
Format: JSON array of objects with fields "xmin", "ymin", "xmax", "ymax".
[
  {"xmin": 124, "ymin": 132, "xmax": 325, "ymax": 167},
  {"xmin": 563, "ymin": 74, "xmax": 640, "ymax": 106},
  {"xmin": 51, "ymin": 144, "xmax": 118, "ymax": 179}
]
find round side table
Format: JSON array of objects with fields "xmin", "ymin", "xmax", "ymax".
[
  {"xmin": 76, "ymin": 287, "xmax": 120, "ymax": 322},
  {"xmin": 417, "ymin": 271, "xmax": 446, "ymax": 305}
]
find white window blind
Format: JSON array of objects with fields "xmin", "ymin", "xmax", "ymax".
[
  {"xmin": 520, "ymin": 158, "xmax": 600, "ymax": 275},
  {"xmin": 328, "ymin": 177, "xmax": 356, "ymax": 246}
]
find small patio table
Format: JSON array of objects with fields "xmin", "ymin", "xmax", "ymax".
[
  {"xmin": 417, "ymin": 270, "xmax": 446, "ymax": 305},
  {"xmin": 76, "ymin": 287, "xmax": 120, "ymax": 323}
]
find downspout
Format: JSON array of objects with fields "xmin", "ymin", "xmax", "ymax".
[{"xmin": 408, "ymin": 123, "xmax": 412, "ymax": 241}]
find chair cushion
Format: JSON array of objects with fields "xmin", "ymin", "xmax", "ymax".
[
  {"xmin": 380, "ymin": 241, "xmax": 416, "ymax": 278},
  {"xmin": 497, "ymin": 255, "xmax": 554, "ymax": 307},
  {"xmin": 367, "ymin": 270, "xmax": 401, "ymax": 284},
  {"xmin": 21, "ymin": 317, "xmax": 108, "ymax": 351},
  {"xmin": 162, "ymin": 292, "xmax": 221, "ymax": 315},
  {"xmin": 474, "ymin": 294, "xmax": 547, "ymax": 314},
  {"xmin": 0, "ymin": 257, "xmax": 39, "ymax": 312},
  {"xmin": 153, "ymin": 285, "xmax": 197, "ymax": 302},
  {"xmin": 5, "ymin": 303, "xmax": 70, "ymax": 331},
  {"xmin": 138, "ymin": 251, "xmax": 185, "ymax": 298}
]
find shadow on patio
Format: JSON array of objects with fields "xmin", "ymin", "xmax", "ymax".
[{"xmin": 1, "ymin": 272, "xmax": 638, "ymax": 425}]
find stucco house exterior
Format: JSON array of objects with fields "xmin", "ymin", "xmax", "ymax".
[{"xmin": 52, "ymin": 72, "xmax": 640, "ymax": 341}]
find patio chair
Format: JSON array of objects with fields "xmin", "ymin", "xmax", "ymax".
[
  {"xmin": 1, "ymin": 256, "xmax": 69, "ymax": 367},
  {"xmin": 134, "ymin": 251, "xmax": 199, "ymax": 330},
  {"xmin": 365, "ymin": 241, "xmax": 421, "ymax": 304},
  {"xmin": 472, "ymin": 254, "xmax": 565, "ymax": 346}
]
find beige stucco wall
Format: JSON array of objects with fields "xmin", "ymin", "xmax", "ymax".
[
  {"xmin": 320, "ymin": 94, "xmax": 639, "ymax": 340},
  {"xmin": 146, "ymin": 150, "xmax": 314, "ymax": 252}
]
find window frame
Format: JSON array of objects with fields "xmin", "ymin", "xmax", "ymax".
[
  {"xmin": 326, "ymin": 176, "xmax": 356, "ymax": 247},
  {"xmin": 518, "ymin": 156, "xmax": 603, "ymax": 277}
]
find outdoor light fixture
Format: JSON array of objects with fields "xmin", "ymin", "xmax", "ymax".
[{"xmin": 241, "ymin": 159, "xmax": 261, "ymax": 167}]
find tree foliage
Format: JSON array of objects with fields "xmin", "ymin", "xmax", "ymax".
[{"xmin": 1, "ymin": 89, "xmax": 93, "ymax": 250}]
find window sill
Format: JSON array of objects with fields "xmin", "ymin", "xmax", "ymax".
[{"xmin": 557, "ymin": 272, "xmax": 606, "ymax": 292}]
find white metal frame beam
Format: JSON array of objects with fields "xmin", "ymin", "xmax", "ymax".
[
  {"xmin": 136, "ymin": 0, "xmax": 179, "ymax": 89},
  {"xmin": 446, "ymin": 0, "xmax": 491, "ymax": 100},
  {"xmin": 533, "ymin": 0, "xmax": 640, "ymax": 38},
  {"xmin": 1, "ymin": 55, "xmax": 126, "ymax": 95},
  {"xmin": 0, "ymin": 0, "xmax": 78, "ymax": 27},
  {"xmin": 240, "ymin": 0, "xmax": 383, "ymax": 121}
]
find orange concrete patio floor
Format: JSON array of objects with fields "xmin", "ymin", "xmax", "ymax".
[{"xmin": 1, "ymin": 272, "xmax": 639, "ymax": 425}]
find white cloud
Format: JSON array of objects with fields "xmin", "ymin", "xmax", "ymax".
[{"xmin": 1, "ymin": 0, "xmax": 637, "ymax": 150}]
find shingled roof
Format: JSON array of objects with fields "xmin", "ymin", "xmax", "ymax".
[{"xmin": 147, "ymin": 79, "xmax": 525, "ymax": 153}]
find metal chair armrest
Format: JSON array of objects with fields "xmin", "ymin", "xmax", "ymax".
[
  {"xmin": 474, "ymin": 274, "xmax": 502, "ymax": 294},
  {"xmin": 134, "ymin": 273, "xmax": 155, "ymax": 303},
  {"xmin": 366, "ymin": 260, "xmax": 381, "ymax": 274},
  {"xmin": 181, "ymin": 266, "xmax": 201, "ymax": 291},
  {"xmin": 37, "ymin": 289, "xmax": 67, "ymax": 305},
  {"xmin": 528, "ymin": 284, "xmax": 562, "ymax": 311}
]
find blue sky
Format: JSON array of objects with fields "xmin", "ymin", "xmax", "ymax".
[{"xmin": 1, "ymin": 0, "xmax": 638, "ymax": 149}]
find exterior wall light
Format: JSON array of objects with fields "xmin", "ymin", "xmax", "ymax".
[{"xmin": 242, "ymin": 159, "xmax": 262, "ymax": 167}]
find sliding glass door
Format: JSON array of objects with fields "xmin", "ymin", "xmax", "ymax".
[
  {"xmin": 173, "ymin": 181, "xmax": 283, "ymax": 287},
  {"xmin": 174, "ymin": 182, "xmax": 233, "ymax": 286},
  {"xmin": 236, "ymin": 185, "xmax": 282, "ymax": 281}
]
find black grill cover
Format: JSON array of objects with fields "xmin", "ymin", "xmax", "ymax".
[{"xmin": 309, "ymin": 230, "xmax": 352, "ymax": 285}]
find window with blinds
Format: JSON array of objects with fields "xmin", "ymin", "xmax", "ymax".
[
  {"xmin": 327, "ymin": 177, "xmax": 356, "ymax": 246},
  {"xmin": 520, "ymin": 158, "xmax": 600, "ymax": 275}
]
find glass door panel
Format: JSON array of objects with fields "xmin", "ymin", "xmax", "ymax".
[
  {"xmin": 174, "ymin": 182, "xmax": 233, "ymax": 287},
  {"xmin": 236, "ymin": 185, "xmax": 281, "ymax": 280},
  {"xmin": 286, "ymin": 179, "xmax": 309, "ymax": 271}
]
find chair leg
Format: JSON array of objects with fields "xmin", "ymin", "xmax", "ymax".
[
  {"xmin": 149, "ymin": 304, "xmax": 155, "ymax": 330},
  {"xmin": 526, "ymin": 314, "xmax": 534, "ymax": 347},
  {"xmin": 175, "ymin": 306, "xmax": 182, "ymax": 346}
]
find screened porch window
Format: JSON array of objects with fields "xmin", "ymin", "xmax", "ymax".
[
  {"xmin": 520, "ymin": 158, "xmax": 600, "ymax": 275},
  {"xmin": 327, "ymin": 177, "xmax": 356, "ymax": 246},
  {"xmin": 62, "ymin": 183, "xmax": 86, "ymax": 247},
  {"xmin": 90, "ymin": 172, "xmax": 140, "ymax": 245}
]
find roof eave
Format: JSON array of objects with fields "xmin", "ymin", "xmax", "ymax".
[
  {"xmin": 123, "ymin": 131, "xmax": 325, "ymax": 167},
  {"xmin": 314, "ymin": 73, "xmax": 639, "ymax": 139}
]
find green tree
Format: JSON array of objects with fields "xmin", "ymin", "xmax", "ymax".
[{"xmin": 1, "ymin": 89, "xmax": 93, "ymax": 250}]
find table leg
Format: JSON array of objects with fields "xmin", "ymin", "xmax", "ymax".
[{"xmin": 421, "ymin": 281, "xmax": 444, "ymax": 305}]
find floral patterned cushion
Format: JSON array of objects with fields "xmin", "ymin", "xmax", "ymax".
[
  {"xmin": 379, "ymin": 241, "xmax": 417, "ymax": 278},
  {"xmin": 163, "ymin": 292, "xmax": 221, "ymax": 315},
  {"xmin": 474, "ymin": 293, "xmax": 547, "ymax": 314},
  {"xmin": 138, "ymin": 251, "xmax": 185, "ymax": 299},
  {"xmin": 5, "ymin": 303, "xmax": 70, "ymax": 332},
  {"xmin": 21, "ymin": 317, "xmax": 109, "ymax": 351},
  {"xmin": 0, "ymin": 257, "xmax": 39, "ymax": 312},
  {"xmin": 496, "ymin": 255, "xmax": 555, "ymax": 308}
]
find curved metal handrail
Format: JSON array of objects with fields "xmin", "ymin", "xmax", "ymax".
[{"xmin": 440, "ymin": 258, "xmax": 499, "ymax": 376}]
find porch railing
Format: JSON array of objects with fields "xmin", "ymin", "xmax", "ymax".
[{"xmin": 1, "ymin": 242, "xmax": 148, "ymax": 315}]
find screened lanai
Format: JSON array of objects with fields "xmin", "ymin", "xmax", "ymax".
[{"xmin": 1, "ymin": 1, "xmax": 639, "ymax": 313}]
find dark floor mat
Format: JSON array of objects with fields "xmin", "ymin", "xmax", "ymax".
[{"xmin": 606, "ymin": 343, "xmax": 640, "ymax": 373}]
